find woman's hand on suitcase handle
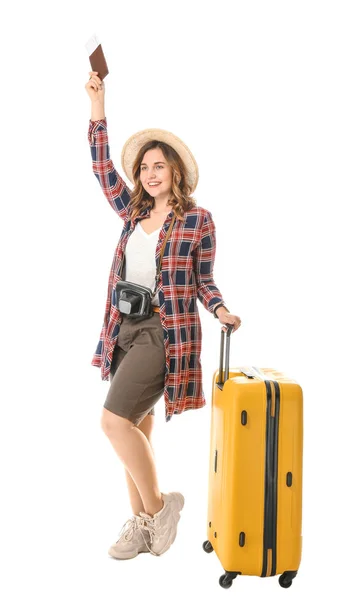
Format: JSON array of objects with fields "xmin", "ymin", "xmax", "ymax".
[{"xmin": 218, "ymin": 310, "xmax": 242, "ymax": 333}]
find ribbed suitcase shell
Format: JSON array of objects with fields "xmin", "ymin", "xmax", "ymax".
[{"xmin": 205, "ymin": 328, "xmax": 303, "ymax": 587}]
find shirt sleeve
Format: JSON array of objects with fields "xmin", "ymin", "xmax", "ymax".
[
  {"xmin": 88, "ymin": 117, "xmax": 133, "ymax": 220},
  {"xmin": 192, "ymin": 210, "xmax": 229, "ymax": 318}
]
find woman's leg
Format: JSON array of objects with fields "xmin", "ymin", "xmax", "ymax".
[
  {"xmin": 123, "ymin": 413, "xmax": 156, "ymax": 516},
  {"xmin": 101, "ymin": 408, "xmax": 163, "ymax": 517}
]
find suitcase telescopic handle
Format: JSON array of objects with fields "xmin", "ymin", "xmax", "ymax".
[
  {"xmin": 216, "ymin": 326, "xmax": 267, "ymax": 390},
  {"xmin": 216, "ymin": 324, "xmax": 234, "ymax": 390}
]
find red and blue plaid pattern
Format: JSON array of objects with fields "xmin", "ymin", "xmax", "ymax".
[{"xmin": 88, "ymin": 118, "xmax": 227, "ymax": 422}]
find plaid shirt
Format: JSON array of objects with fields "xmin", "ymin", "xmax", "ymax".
[{"xmin": 88, "ymin": 118, "xmax": 228, "ymax": 422}]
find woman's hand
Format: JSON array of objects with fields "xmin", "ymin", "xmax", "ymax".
[
  {"xmin": 85, "ymin": 71, "xmax": 105, "ymax": 103},
  {"xmin": 218, "ymin": 311, "xmax": 242, "ymax": 333}
]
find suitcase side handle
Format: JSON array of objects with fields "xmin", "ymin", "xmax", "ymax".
[{"xmin": 216, "ymin": 324, "xmax": 234, "ymax": 390}]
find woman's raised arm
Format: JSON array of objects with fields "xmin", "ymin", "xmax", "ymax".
[{"xmin": 85, "ymin": 72, "xmax": 132, "ymax": 220}]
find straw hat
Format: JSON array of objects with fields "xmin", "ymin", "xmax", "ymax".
[{"xmin": 121, "ymin": 128, "xmax": 199, "ymax": 192}]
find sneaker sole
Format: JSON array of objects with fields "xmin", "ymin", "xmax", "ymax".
[{"xmin": 108, "ymin": 544, "xmax": 150, "ymax": 560}]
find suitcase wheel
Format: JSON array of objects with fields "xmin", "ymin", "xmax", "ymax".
[
  {"xmin": 202, "ymin": 540, "xmax": 214, "ymax": 553},
  {"xmin": 219, "ymin": 572, "xmax": 238, "ymax": 589},
  {"xmin": 278, "ymin": 571, "xmax": 297, "ymax": 588}
]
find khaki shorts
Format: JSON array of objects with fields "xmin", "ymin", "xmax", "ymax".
[{"xmin": 104, "ymin": 311, "xmax": 166, "ymax": 426}]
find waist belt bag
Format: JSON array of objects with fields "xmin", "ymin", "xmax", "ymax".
[{"xmin": 115, "ymin": 214, "xmax": 176, "ymax": 321}]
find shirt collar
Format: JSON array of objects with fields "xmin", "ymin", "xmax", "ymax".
[{"xmin": 136, "ymin": 207, "xmax": 174, "ymax": 221}]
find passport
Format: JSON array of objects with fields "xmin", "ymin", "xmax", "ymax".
[{"xmin": 85, "ymin": 34, "xmax": 109, "ymax": 81}]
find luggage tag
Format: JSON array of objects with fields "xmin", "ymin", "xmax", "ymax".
[{"xmin": 239, "ymin": 366, "xmax": 273, "ymax": 381}]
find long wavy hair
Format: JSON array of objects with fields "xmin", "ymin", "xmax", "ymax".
[{"xmin": 128, "ymin": 140, "xmax": 197, "ymax": 223}]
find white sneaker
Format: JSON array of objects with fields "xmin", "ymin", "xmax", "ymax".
[
  {"xmin": 137, "ymin": 492, "xmax": 185, "ymax": 557},
  {"xmin": 108, "ymin": 515, "xmax": 151, "ymax": 560}
]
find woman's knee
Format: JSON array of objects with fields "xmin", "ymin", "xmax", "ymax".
[
  {"xmin": 101, "ymin": 407, "xmax": 135, "ymax": 436},
  {"xmin": 136, "ymin": 412, "xmax": 155, "ymax": 439}
]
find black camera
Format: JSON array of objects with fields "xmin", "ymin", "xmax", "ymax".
[{"xmin": 115, "ymin": 280, "xmax": 155, "ymax": 319}]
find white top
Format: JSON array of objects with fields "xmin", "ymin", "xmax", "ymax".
[{"xmin": 122, "ymin": 221, "xmax": 161, "ymax": 306}]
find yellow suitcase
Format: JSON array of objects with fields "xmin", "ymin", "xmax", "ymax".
[{"xmin": 203, "ymin": 325, "xmax": 303, "ymax": 589}]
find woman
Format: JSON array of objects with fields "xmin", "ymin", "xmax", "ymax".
[{"xmin": 85, "ymin": 72, "xmax": 241, "ymax": 561}]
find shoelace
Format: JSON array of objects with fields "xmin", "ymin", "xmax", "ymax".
[
  {"xmin": 137, "ymin": 513, "xmax": 162, "ymax": 557},
  {"xmin": 116, "ymin": 516, "xmax": 138, "ymax": 542},
  {"xmin": 116, "ymin": 515, "xmax": 160, "ymax": 557}
]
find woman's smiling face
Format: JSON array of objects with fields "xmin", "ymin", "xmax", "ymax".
[{"xmin": 140, "ymin": 147, "xmax": 172, "ymax": 198}]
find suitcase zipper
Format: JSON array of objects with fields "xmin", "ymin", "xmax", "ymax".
[{"xmin": 261, "ymin": 380, "xmax": 280, "ymax": 577}]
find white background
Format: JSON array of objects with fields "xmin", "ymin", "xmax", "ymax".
[{"xmin": 1, "ymin": 0, "xmax": 357, "ymax": 598}]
